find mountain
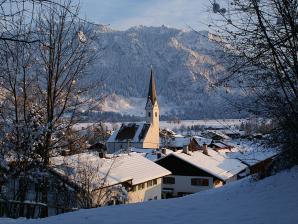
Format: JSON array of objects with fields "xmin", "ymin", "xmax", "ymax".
[{"xmin": 89, "ymin": 25, "xmax": 245, "ymax": 120}]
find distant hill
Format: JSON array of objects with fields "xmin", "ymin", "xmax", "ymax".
[{"xmin": 88, "ymin": 25, "xmax": 247, "ymax": 119}]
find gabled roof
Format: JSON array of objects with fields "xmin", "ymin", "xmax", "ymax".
[
  {"xmin": 221, "ymin": 141, "xmax": 279, "ymax": 166},
  {"xmin": 163, "ymin": 136, "xmax": 191, "ymax": 148},
  {"xmin": 158, "ymin": 149, "xmax": 247, "ymax": 181},
  {"xmin": 116, "ymin": 123, "xmax": 139, "ymax": 141},
  {"xmin": 107, "ymin": 122, "xmax": 151, "ymax": 143},
  {"xmin": 50, "ymin": 152, "xmax": 171, "ymax": 189},
  {"xmin": 147, "ymin": 68, "xmax": 158, "ymax": 105},
  {"xmin": 203, "ymin": 130, "xmax": 230, "ymax": 140},
  {"xmin": 193, "ymin": 136, "xmax": 213, "ymax": 146}
]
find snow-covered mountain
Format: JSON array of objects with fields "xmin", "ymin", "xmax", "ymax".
[{"xmin": 90, "ymin": 25, "xmax": 244, "ymax": 119}]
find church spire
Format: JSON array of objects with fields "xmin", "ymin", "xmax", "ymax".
[{"xmin": 147, "ymin": 67, "xmax": 158, "ymax": 105}]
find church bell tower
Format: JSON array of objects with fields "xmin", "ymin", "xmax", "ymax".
[{"xmin": 145, "ymin": 68, "xmax": 159, "ymax": 127}]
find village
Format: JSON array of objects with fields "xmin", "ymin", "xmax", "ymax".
[
  {"xmin": 0, "ymin": 0, "xmax": 296, "ymax": 223},
  {"xmin": 0, "ymin": 69, "xmax": 280, "ymax": 218}
]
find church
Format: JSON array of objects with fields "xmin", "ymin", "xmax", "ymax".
[{"xmin": 106, "ymin": 69, "xmax": 160, "ymax": 153}]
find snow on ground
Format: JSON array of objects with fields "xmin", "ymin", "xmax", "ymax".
[
  {"xmin": 99, "ymin": 95, "xmax": 175, "ymax": 116},
  {"xmin": 159, "ymin": 119, "xmax": 246, "ymax": 130},
  {"xmin": 73, "ymin": 119, "xmax": 247, "ymax": 131},
  {"xmin": 2, "ymin": 167, "xmax": 298, "ymax": 224}
]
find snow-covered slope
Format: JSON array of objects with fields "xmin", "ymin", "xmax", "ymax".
[
  {"xmin": 90, "ymin": 26, "xmax": 244, "ymax": 119},
  {"xmin": 2, "ymin": 167, "xmax": 298, "ymax": 224}
]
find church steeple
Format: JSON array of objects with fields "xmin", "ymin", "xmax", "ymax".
[
  {"xmin": 144, "ymin": 67, "xmax": 160, "ymax": 148},
  {"xmin": 145, "ymin": 67, "xmax": 159, "ymax": 126},
  {"xmin": 147, "ymin": 68, "xmax": 158, "ymax": 106}
]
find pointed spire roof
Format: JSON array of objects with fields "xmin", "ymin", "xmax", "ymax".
[{"xmin": 147, "ymin": 67, "xmax": 158, "ymax": 105}]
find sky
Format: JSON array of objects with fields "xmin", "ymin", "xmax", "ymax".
[{"xmin": 78, "ymin": 0, "xmax": 216, "ymax": 31}]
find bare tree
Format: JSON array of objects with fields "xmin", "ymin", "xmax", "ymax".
[
  {"xmin": 0, "ymin": 0, "xmax": 102, "ymax": 217},
  {"xmin": 209, "ymin": 0, "xmax": 298, "ymax": 164}
]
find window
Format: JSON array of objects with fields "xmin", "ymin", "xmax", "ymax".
[
  {"xmin": 163, "ymin": 177, "xmax": 175, "ymax": 184},
  {"xmin": 153, "ymin": 179, "xmax": 157, "ymax": 185},
  {"xmin": 191, "ymin": 178, "xmax": 209, "ymax": 186},
  {"xmin": 147, "ymin": 180, "xmax": 153, "ymax": 187},
  {"xmin": 148, "ymin": 112, "xmax": 151, "ymax": 117},
  {"xmin": 138, "ymin": 183, "xmax": 145, "ymax": 190},
  {"xmin": 214, "ymin": 179, "xmax": 221, "ymax": 186},
  {"xmin": 154, "ymin": 196, "xmax": 158, "ymax": 200},
  {"xmin": 177, "ymin": 192, "xmax": 192, "ymax": 197},
  {"xmin": 155, "ymin": 112, "xmax": 158, "ymax": 117},
  {"xmin": 131, "ymin": 185, "xmax": 137, "ymax": 192}
]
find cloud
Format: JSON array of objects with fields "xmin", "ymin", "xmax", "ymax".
[{"xmin": 79, "ymin": 0, "xmax": 214, "ymax": 30}]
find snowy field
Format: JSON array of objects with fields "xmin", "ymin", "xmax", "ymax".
[
  {"xmin": 2, "ymin": 167, "xmax": 298, "ymax": 224},
  {"xmin": 159, "ymin": 119, "xmax": 246, "ymax": 130},
  {"xmin": 73, "ymin": 119, "xmax": 247, "ymax": 131}
]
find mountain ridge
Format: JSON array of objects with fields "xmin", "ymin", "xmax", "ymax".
[{"xmin": 89, "ymin": 25, "xmax": 244, "ymax": 119}]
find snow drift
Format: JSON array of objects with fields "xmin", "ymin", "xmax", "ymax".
[{"xmin": 2, "ymin": 166, "xmax": 298, "ymax": 224}]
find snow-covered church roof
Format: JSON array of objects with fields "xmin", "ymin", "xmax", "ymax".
[{"xmin": 107, "ymin": 122, "xmax": 151, "ymax": 143}]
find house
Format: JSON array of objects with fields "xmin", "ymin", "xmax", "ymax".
[
  {"xmin": 106, "ymin": 69, "xmax": 160, "ymax": 153},
  {"xmin": 208, "ymin": 141, "xmax": 233, "ymax": 150},
  {"xmin": 0, "ymin": 160, "xmax": 79, "ymax": 218},
  {"xmin": 221, "ymin": 141, "xmax": 279, "ymax": 176},
  {"xmin": 155, "ymin": 145, "xmax": 248, "ymax": 198},
  {"xmin": 160, "ymin": 135, "xmax": 214, "ymax": 152},
  {"xmin": 50, "ymin": 152, "xmax": 171, "ymax": 205},
  {"xmin": 160, "ymin": 135, "xmax": 191, "ymax": 150},
  {"xmin": 221, "ymin": 129, "xmax": 245, "ymax": 139},
  {"xmin": 202, "ymin": 130, "xmax": 230, "ymax": 141},
  {"xmin": 159, "ymin": 129, "xmax": 176, "ymax": 138}
]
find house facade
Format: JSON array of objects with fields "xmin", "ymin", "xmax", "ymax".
[
  {"xmin": 51, "ymin": 152, "xmax": 171, "ymax": 205},
  {"xmin": 155, "ymin": 147, "xmax": 248, "ymax": 198},
  {"xmin": 106, "ymin": 69, "xmax": 160, "ymax": 153}
]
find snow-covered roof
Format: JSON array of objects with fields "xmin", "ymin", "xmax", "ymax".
[
  {"xmin": 50, "ymin": 152, "xmax": 171, "ymax": 189},
  {"xmin": 193, "ymin": 136, "xmax": 212, "ymax": 146},
  {"xmin": 160, "ymin": 149, "xmax": 247, "ymax": 181},
  {"xmin": 222, "ymin": 141, "xmax": 279, "ymax": 166},
  {"xmin": 2, "ymin": 166, "xmax": 298, "ymax": 224},
  {"xmin": 210, "ymin": 142, "xmax": 230, "ymax": 148},
  {"xmin": 160, "ymin": 128, "xmax": 176, "ymax": 137},
  {"xmin": 161, "ymin": 136, "xmax": 191, "ymax": 148},
  {"xmin": 203, "ymin": 130, "xmax": 230, "ymax": 140},
  {"xmin": 221, "ymin": 129, "xmax": 245, "ymax": 136},
  {"xmin": 107, "ymin": 122, "xmax": 150, "ymax": 143},
  {"xmin": 129, "ymin": 147, "xmax": 159, "ymax": 161}
]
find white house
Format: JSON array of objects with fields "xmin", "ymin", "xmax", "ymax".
[
  {"xmin": 155, "ymin": 145, "xmax": 248, "ymax": 198},
  {"xmin": 50, "ymin": 152, "xmax": 171, "ymax": 205},
  {"xmin": 106, "ymin": 69, "xmax": 160, "ymax": 153}
]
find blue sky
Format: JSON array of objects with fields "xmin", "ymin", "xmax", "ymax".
[{"xmin": 79, "ymin": 0, "xmax": 214, "ymax": 31}]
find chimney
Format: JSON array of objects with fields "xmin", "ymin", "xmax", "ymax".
[
  {"xmin": 157, "ymin": 153, "xmax": 161, "ymax": 159},
  {"xmin": 99, "ymin": 150, "xmax": 106, "ymax": 158},
  {"xmin": 183, "ymin": 145, "xmax": 189, "ymax": 154},
  {"xmin": 202, "ymin": 144, "xmax": 208, "ymax": 155}
]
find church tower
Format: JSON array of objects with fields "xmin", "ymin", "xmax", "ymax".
[
  {"xmin": 145, "ymin": 68, "xmax": 159, "ymax": 125},
  {"xmin": 144, "ymin": 68, "xmax": 160, "ymax": 148}
]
